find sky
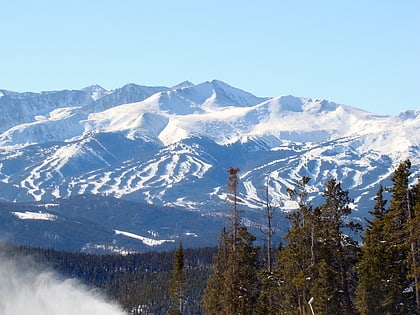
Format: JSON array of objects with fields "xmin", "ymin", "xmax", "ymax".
[{"xmin": 1, "ymin": 1, "xmax": 419, "ymax": 115}]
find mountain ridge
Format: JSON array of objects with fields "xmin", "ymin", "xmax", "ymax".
[{"xmin": 0, "ymin": 80, "xmax": 418, "ymax": 251}]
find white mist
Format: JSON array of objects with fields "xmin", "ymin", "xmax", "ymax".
[{"xmin": 0, "ymin": 255, "xmax": 124, "ymax": 315}]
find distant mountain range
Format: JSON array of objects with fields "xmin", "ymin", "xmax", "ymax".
[{"xmin": 0, "ymin": 80, "xmax": 418, "ymax": 252}]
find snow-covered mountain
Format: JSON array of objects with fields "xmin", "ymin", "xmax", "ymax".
[{"xmin": 0, "ymin": 80, "xmax": 418, "ymax": 251}]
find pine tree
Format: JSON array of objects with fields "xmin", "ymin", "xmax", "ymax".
[
  {"xmin": 355, "ymin": 184, "xmax": 390, "ymax": 314},
  {"xmin": 202, "ymin": 227, "xmax": 261, "ymax": 315},
  {"xmin": 315, "ymin": 178, "xmax": 360, "ymax": 315},
  {"xmin": 167, "ymin": 242, "xmax": 186, "ymax": 315},
  {"xmin": 275, "ymin": 176, "xmax": 319, "ymax": 315},
  {"xmin": 380, "ymin": 159, "xmax": 415, "ymax": 313},
  {"xmin": 405, "ymin": 179, "xmax": 420, "ymax": 312},
  {"xmin": 202, "ymin": 168, "xmax": 261, "ymax": 315},
  {"xmin": 226, "ymin": 226, "xmax": 261, "ymax": 314},
  {"xmin": 202, "ymin": 229, "xmax": 228, "ymax": 314}
]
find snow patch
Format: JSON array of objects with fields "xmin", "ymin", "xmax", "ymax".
[
  {"xmin": 114, "ymin": 229, "xmax": 175, "ymax": 246},
  {"xmin": 12, "ymin": 211, "xmax": 57, "ymax": 221},
  {"xmin": 184, "ymin": 232, "xmax": 198, "ymax": 237}
]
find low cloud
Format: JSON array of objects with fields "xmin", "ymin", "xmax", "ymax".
[{"xmin": 0, "ymin": 254, "xmax": 124, "ymax": 315}]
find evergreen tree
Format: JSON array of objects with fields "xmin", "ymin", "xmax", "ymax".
[
  {"xmin": 255, "ymin": 267, "xmax": 281, "ymax": 315},
  {"xmin": 202, "ymin": 168, "xmax": 261, "ymax": 315},
  {"xmin": 274, "ymin": 176, "xmax": 361, "ymax": 315},
  {"xmin": 167, "ymin": 242, "xmax": 186, "ymax": 315},
  {"xmin": 202, "ymin": 229, "xmax": 230, "ymax": 315},
  {"xmin": 202, "ymin": 226, "xmax": 261, "ymax": 315},
  {"xmin": 380, "ymin": 159, "xmax": 415, "ymax": 313},
  {"xmin": 355, "ymin": 184, "xmax": 390, "ymax": 314},
  {"xmin": 405, "ymin": 179, "xmax": 420, "ymax": 312},
  {"xmin": 316, "ymin": 178, "xmax": 360, "ymax": 315},
  {"xmin": 226, "ymin": 226, "xmax": 261, "ymax": 314},
  {"xmin": 275, "ymin": 176, "xmax": 320, "ymax": 315}
]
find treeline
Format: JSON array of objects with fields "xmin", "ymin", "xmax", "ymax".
[
  {"xmin": 0, "ymin": 242, "xmax": 216, "ymax": 314},
  {"xmin": 1, "ymin": 159, "xmax": 418, "ymax": 314},
  {"xmin": 200, "ymin": 161, "xmax": 419, "ymax": 315}
]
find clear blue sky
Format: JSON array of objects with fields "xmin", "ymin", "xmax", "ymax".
[{"xmin": 1, "ymin": 1, "xmax": 419, "ymax": 115}]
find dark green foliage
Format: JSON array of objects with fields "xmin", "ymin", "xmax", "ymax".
[
  {"xmin": 275, "ymin": 176, "xmax": 318, "ymax": 315},
  {"xmin": 202, "ymin": 229, "xmax": 230, "ymax": 314},
  {"xmin": 202, "ymin": 227, "xmax": 261, "ymax": 315},
  {"xmin": 356, "ymin": 159, "xmax": 419, "ymax": 314},
  {"xmin": 381, "ymin": 160, "xmax": 415, "ymax": 313},
  {"xmin": 275, "ymin": 177, "xmax": 361, "ymax": 315},
  {"xmin": 317, "ymin": 178, "xmax": 360, "ymax": 315},
  {"xmin": 0, "ymin": 242, "xmax": 215, "ymax": 315},
  {"xmin": 167, "ymin": 242, "xmax": 186, "ymax": 315},
  {"xmin": 203, "ymin": 167, "xmax": 262, "ymax": 315},
  {"xmin": 407, "ymin": 180, "xmax": 420, "ymax": 313},
  {"xmin": 355, "ymin": 185, "xmax": 390, "ymax": 314}
]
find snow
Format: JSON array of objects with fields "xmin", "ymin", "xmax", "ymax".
[
  {"xmin": 184, "ymin": 232, "xmax": 198, "ymax": 237},
  {"xmin": 82, "ymin": 243, "xmax": 132, "ymax": 255},
  {"xmin": 82, "ymin": 84, "xmax": 112, "ymax": 101},
  {"xmin": 172, "ymin": 80, "xmax": 194, "ymax": 90},
  {"xmin": 2, "ymin": 80, "xmax": 417, "ymax": 156},
  {"xmin": 0, "ymin": 80, "xmax": 418, "ymax": 214},
  {"xmin": 48, "ymin": 107, "xmax": 80, "ymax": 120},
  {"xmin": 12, "ymin": 211, "xmax": 57, "ymax": 221},
  {"xmin": 114, "ymin": 229, "xmax": 175, "ymax": 246}
]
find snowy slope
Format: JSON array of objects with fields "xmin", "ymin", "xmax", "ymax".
[{"xmin": 0, "ymin": 80, "xmax": 418, "ymax": 246}]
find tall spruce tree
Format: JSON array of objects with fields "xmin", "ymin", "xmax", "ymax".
[
  {"xmin": 314, "ymin": 178, "xmax": 360, "ymax": 315},
  {"xmin": 275, "ymin": 177, "xmax": 360, "ymax": 315},
  {"xmin": 167, "ymin": 242, "xmax": 186, "ymax": 315},
  {"xmin": 356, "ymin": 160, "xmax": 419, "ymax": 314},
  {"xmin": 202, "ymin": 226, "xmax": 261, "ymax": 315},
  {"xmin": 406, "ymin": 180, "xmax": 420, "ymax": 312},
  {"xmin": 275, "ymin": 176, "xmax": 320, "ymax": 315},
  {"xmin": 202, "ymin": 229, "xmax": 230, "ymax": 315},
  {"xmin": 355, "ymin": 184, "xmax": 390, "ymax": 314},
  {"xmin": 202, "ymin": 168, "xmax": 261, "ymax": 315},
  {"xmin": 380, "ymin": 159, "xmax": 415, "ymax": 313}
]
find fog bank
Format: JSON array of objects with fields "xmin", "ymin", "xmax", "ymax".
[{"xmin": 0, "ymin": 255, "xmax": 124, "ymax": 315}]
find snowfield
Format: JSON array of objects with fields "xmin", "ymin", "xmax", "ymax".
[{"xmin": 0, "ymin": 80, "xmax": 418, "ymax": 229}]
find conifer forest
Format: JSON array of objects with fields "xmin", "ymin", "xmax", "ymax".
[{"xmin": 1, "ymin": 159, "xmax": 419, "ymax": 315}]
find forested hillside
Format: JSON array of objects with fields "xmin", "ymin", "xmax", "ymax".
[
  {"xmin": 0, "ymin": 243, "xmax": 215, "ymax": 314},
  {"xmin": 1, "ymin": 159, "xmax": 418, "ymax": 315}
]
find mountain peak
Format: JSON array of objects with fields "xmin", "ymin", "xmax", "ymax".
[
  {"xmin": 82, "ymin": 84, "xmax": 106, "ymax": 90},
  {"xmin": 172, "ymin": 81, "xmax": 194, "ymax": 90},
  {"xmin": 82, "ymin": 84, "xmax": 111, "ymax": 101}
]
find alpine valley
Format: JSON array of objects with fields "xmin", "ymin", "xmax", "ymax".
[{"xmin": 0, "ymin": 80, "xmax": 418, "ymax": 253}]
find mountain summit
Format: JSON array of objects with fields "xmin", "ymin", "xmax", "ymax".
[{"xmin": 0, "ymin": 80, "xmax": 418, "ymax": 250}]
